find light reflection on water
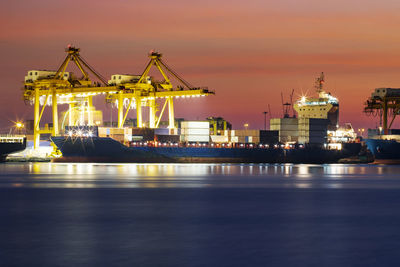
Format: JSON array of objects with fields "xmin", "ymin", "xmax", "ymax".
[{"xmin": 1, "ymin": 163, "xmax": 400, "ymax": 189}]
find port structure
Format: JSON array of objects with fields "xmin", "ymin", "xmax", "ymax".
[
  {"xmin": 364, "ymin": 88, "xmax": 400, "ymax": 134},
  {"xmin": 105, "ymin": 51, "xmax": 212, "ymax": 130},
  {"xmin": 23, "ymin": 46, "xmax": 214, "ymax": 149}
]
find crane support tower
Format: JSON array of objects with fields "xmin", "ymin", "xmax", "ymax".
[
  {"xmin": 23, "ymin": 47, "xmax": 214, "ymax": 149},
  {"xmin": 364, "ymin": 88, "xmax": 400, "ymax": 134}
]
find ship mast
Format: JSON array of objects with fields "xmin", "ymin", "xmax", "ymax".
[{"xmin": 315, "ymin": 72, "xmax": 325, "ymax": 95}]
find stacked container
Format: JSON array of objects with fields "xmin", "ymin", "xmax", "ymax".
[
  {"xmin": 298, "ymin": 118, "xmax": 328, "ymax": 144},
  {"xmin": 180, "ymin": 121, "xmax": 210, "ymax": 143},
  {"xmin": 269, "ymin": 118, "xmax": 299, "ymax": 143}
]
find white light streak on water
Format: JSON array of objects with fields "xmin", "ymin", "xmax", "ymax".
[{"xmin": 1, "ymin": 163, "xmax": 400, "ymax": 189}]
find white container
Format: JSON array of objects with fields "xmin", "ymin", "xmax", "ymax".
[
  {"xmin": 182, "ymin": 135, "xmax": 209, "ymax": 142},
  {"xmin": 181, "ymin": 121, "xmax": 210, "ymax": 129},
  {"xmin": 210, "ymin": 135, "xmax": 229, "ymax": 143}
]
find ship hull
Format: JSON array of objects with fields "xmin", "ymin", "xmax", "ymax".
[
  {"xmin": 51, "ymin": 136, "xmax": 359, "ymax": 164},
  {"xmin": 365, "ymin": 138, "xmax": 400, "ymax": 163},
  {"xmin": 0, "ymin": 138, "xmax": 27, "ymax": 162}
]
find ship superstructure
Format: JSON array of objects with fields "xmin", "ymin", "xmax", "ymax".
[
  {"xmin": 294, "ymin": 72, "xmax": 339, "ymax": 131},
  {"xmin": 270, "ymin": 73, "xmax": 341, "ymax": 145}
]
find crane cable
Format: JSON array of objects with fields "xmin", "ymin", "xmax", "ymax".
[
  {"xmin": 158, "ymin": 58, "xmax": 194, "ymax": 89},
  {"xmin": 77, "ymin": 55, "xmax": 108, "ymax": 85}
]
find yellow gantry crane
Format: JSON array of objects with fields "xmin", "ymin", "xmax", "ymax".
[
  {"xmin": 23, "ymin": 47, "xmax": 214, "ymax": 149},
  {"xmin": 107, "ymin": 51, "xmax": 213, "ymax": 131}
]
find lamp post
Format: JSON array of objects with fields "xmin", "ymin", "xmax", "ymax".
[
  {"xmin": 15, "ymin": 122, "xmax": 24, "ymax": 135},
  {"xmin": 357, "ymin": 128, "xmax": 365, "ymax": 137}
]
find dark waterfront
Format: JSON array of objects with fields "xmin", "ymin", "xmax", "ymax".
[{"xmin": 1, "ymin": 163, "xmax": 400, "ymax": 266}]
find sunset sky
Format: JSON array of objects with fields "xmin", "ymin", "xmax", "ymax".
[{"xmin": 2, "ymin": 0, "xmax": 400, "ymax": 131}]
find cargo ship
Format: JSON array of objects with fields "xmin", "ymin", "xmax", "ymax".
[
  {"xmin": 364, "ymin": 88, "xmax": 400, "ymax": 163},
  {"xmin": 365, "ymin": 136, "xmax": 400, "ymax": 164},
  {"xmin": 49, "ymin": 72, "xmax": 362, "ymax": 164},
  {"xmin": 0, "ymin": 135, "xmax": 27, "ymax": 162},
  {"xmin": 50, "ymin": 135, "xmax": 360, "ymax": 164}
]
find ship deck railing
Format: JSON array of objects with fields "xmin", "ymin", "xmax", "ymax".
[
  {"xmin": 129, "ymin": 141, "xmax": 291, "ymax": 150},
  {"xmin": 0, "ymin": 135, "xmax": 26, "ymax": 143}
]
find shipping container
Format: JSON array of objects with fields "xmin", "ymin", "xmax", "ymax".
[
  {"xmin": 154, "ymin": 128, "xmax": 169, "ymax": 135},
  {"xmin": 230, "ymin": 136, "xmax": 239, "ymax": 143},
  {"xmin": 181, "ymin": 128, "xmax": 210, "ymax": 135},
  {"xmin": 180, "ymin": 135, "xmax": 210, "ymax": 143},
  {"xmin": 233, "ymin": 129, "xmax": 260, "ymax": 137},
  {"xmin": 298, "ymin": 118, "xmax": 328, "ymax": 144},
  {"xmin": 181, "ymin": 121, "xmax": 210, "ymax": 129},
  {"xmin": 156, "ymin": 134, "xmax": 180, "ymax": 143},
  {"xmin": 131, "ymin": 128, "xmax": 155, "ymax": 141},
  {"xmin": 210, "ymin": 135, "xmax": 229, "ymax": 143},
  {"xmin": 259, "ymin": 130, "xmax": 279, "ymax": 144},
  {"xmin": 270, "ymin": 118, "xmax": 299, "ymax": 143}
]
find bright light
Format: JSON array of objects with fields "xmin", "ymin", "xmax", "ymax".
[
  {"xmin": 88, "ymin": 131, "xmax": 93, "ymax": 137},
  {"xmin": 16, "ymin": 122, "xmax": 24, "ymax": 128},
  {"xmin": 327, "ymin": 143, "xmax": 342, "ymax": 150},
  {"xmin": 77, "ymin": 130, "xmax": 83, "ymax": 136},
  {"xmin": 68, "ymin": 131, "xmax": 73, "ymax": 136}
]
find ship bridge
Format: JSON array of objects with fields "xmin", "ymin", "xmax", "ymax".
[{"xmin": 293, "ymin": 72, "xmax": 339, "ymax": 130}]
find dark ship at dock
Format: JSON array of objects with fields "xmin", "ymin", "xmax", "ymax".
[
  {"xmin": 51, "ymin": 135, "xmax": 360, "ymax": 164},
  {"xmin": 0, "ymin": 136, "xmax": 27, "ymax": 162},
  {"xmin": 50, "ymin": 73, "xmax": 362, "ymax": 164},
  {"xmin": 364, "ymin": 88, "xmax": 400, "ymax": 163}
]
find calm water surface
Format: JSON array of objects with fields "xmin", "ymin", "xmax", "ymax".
[{"xmin": 1, "ymin": 163, "xmax": 400, "ymax": 266}]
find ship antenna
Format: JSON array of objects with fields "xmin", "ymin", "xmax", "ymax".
[
  {"xmin": 290, "ymin": 89, "xmax": 296, "ymax": 118},
  {"xmin": 315, "ymin": 72, "xmax": 325, "ymax": 94}
]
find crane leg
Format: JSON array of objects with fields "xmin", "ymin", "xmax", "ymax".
[
  {"xmin": 52, "ymin": 90, "xmax": 58, "ymax": 136},
  {"xmin": 118, "ymin": 93, "xmax": 124, "ymax": 128},
  {"xmin": 168, "ymin": 96, "xmax": 175, "ymax": 131},
  {"xmin": 88, "ymin": 96, "xmax": 93, "ymax": 126},
  {"xmin": 34, "ymin": 88, "xmax": 40, "ymax": 149},
  {"xmin": 149, "ymin": 98, "xmax": 156, "ymax": 128},
  {"xmin": 137, "ymin": 98, "xmax": 142, "ymax": 128}
]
